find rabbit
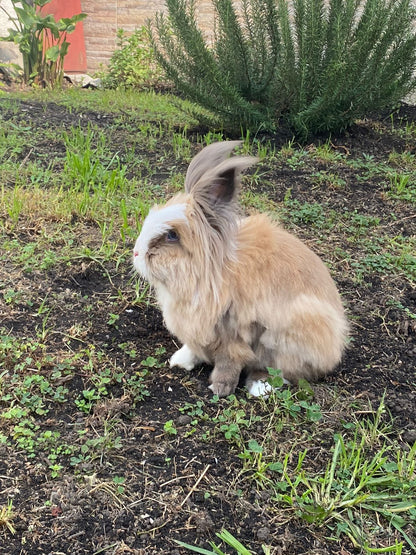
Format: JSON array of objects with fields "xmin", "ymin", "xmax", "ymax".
[{"xmin": 133, "ymin": 141, "xmax": 349, "ymax": 397}]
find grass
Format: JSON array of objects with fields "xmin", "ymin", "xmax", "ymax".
[
  {"xmin": 274, "ymin": 423, "xmax": 416, "ymax": 551},
  {"xmin": 0, "ymin": 88, "xmax": 415, "ymax": 553},
  {"xmin": 175, "ymin": 529, "xmax": 272, "ymax": 554},
  {"xmin": 4, "ymin": 87, "xmax": 199, "ymax": 127},
  {"xmin": 0, "ymin": 500, "xmax": 15, "ymax": 535},
  {"xmin": 174, "ymin": 396, "xmax": 416, "ymax": 554},
  {"xmin": 174, "ymin": 376, "xmax": 415, "ymax": 552}
]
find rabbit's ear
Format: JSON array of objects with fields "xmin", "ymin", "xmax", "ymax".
[
  {"xmin": 193, "ymin": 156, "xmax": 258, "ymax": 208},
  {"xmin": 191, "ymin": 155, "xmax": 258, "ymax": 238},
  {"xmin": 184, "ymin": 141, "xmax": 243, "ymax": 193}
]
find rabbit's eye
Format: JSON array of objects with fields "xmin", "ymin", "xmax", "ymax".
[{"xmin": 166, "ymin": 229, "xmax": 179, "ymax": 243}]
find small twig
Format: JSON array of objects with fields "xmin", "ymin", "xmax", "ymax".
[
  {"xmin": 180, "ymin": 464, "xmax": 210, "ymax": 508},
  {"xmin": 18, "ymin": 148, "xmax": 34, "ymax": 169},
  {"xmin": 92, "ymin": 543, "xmax": 119, "ymax": 555},
  {"xmin": 136, "ymin": 520, "xmax": 168, "ymax": 536},
  {"xmin": 67, "ymin": 530, "xmax": 85, "ymax": 540},
  {"xmin": 184, "ymin": 456, "xmax": 198, "ymax": 469},
  {"xmin": 330, "ymin": 141, "xmax": 350, "ymax": 156},
  {"xmin": 160, "ymin": 474, "xmax": 195, "ymax": 488}
]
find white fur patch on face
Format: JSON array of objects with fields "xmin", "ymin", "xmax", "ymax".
[{"xmin": 133, "ymin": 204, "xmax": 188, "ymax": 278}]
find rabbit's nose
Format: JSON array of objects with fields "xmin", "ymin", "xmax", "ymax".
[{"xmin": 133, "ymin": 250, "xmax": 139, "ymax": 257}]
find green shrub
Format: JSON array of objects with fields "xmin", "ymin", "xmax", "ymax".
[
  {"xmin": 150, "ymin": 0, "xmax": 279, "ymax": 131},
  {"xmin": 150, "ymin": 0, "xmax": 416, "ymax": 138},
  {"xmin": 102, "ymin": 27, "xmax": 164, "ymax": 90},
  {"xmin": 288, "ymin": 0, "xmax": 416, "ymax": 138}
]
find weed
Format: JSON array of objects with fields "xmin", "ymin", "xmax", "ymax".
[
  {"xmin": 75, "ymin": 388, "xmax": 102, "ymax": 414},
  {"xmin": 387, "ymin": 300, "xmax": 416, "ymax": 321},
  {"xmin": 388, "ymin": 172, "xmax": 415, "ymax": 202},
  {"xmin": 73, "ymin": 423, "xmax": 123, "ymax": 466},
  {"xmin": 211, "ymin": 396, "xmax": 260, "ymax": 447},
  {"xmin": 3, "ymin": 185, "xmax": 24, "ymax": 228},
  {"xmin": 286, "ymin": 149, "xmax": 308, "ymax": 170},
  {"xmin": 102, "ymin": 26, "xmax": 163, "ymax": 90},
  {"xmin": 172, "ymin": 129, "xmax": 192, "ymax": 160},
  {"xmin": 271, "ymin": 410, "xmax": 416, "ymax": 551},
  {"xmin": 390, "ymin": 114, "xmax": 416, "ymax": 140},
  {"xmin": 346, "ymin": 211, "xmax": 381, "ymax": 235},
  {"xmin": 2, "ymin": 288, "xmax": 25, "ymax": 306},
  {"xmin": 112, "ymin": 475, "xmax": 126, "ymax": 495},
  {"xmin": 107, "ymin": 313, "xmax": 120, "ymax": 327},
  {"xmin": 200, "ymin": 131, "xmax": 225, "ymax": 145},
  {"xmin": 353, "ymin": 395, "xmax": 392, "ymax": 446},
  {"xmin": 238, "ymin": 439, "xmax": 283, "ymax": 489},
  {"xmin": 0, "ymin": 123, "xmax": 27, "ymax": 161},
  {"xmin": 350, "ymin": 238, "xmax": 416, "ymax": 285},
  {"xmin": 175, "ymin": 528, "xmax": 271, "ymax": 554},
  {"xmin": 49, "ymin": 463, "xmax": 64, "ymax": 479},
  {"xmin": 240, "ymin": 190, "xmax": 277, "ymax": 213},
  {"xmin": 388, "ymin": 150, "xmax": 416, "ymax": 171},
  {"xmin": 124, "ymin": 370, "xmax": 150, "ymax": 403},
  {"xmin": 309, "ymin": 141, "xmax": 345, "ymax": 164},
  {"xmin": 0, "ymin": 500, "xmax": 16, "ymax": 535},
  {"xmin": 283, "ymin": 199, "xmax": 330, "ymax": 229},
  {"xmin": 164, "ymin": 420, "xmax": 178, "ymax": 436},
  {"xmin": 140, "ymin": 348, "xmax": 167, "ymax": 368},
  {"xmin": 311, "ymin": 170, "xmax": 346, "ymax": 189},
  {"xmin": 179, "ymin": 400, "xmax": 208, "ymax": 424},
  {"xmin": 347, "ymin": 153, "xmax": 389, "ymax": 180}
]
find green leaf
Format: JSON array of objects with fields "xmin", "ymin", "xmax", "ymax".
[
  {"xmin": 14, "ymin": 7, "xmax": 35, "ymax": 28},
  {"xmin": 173, "ymin": 540, "xmax": 217, "ymax": 555},
  {"xmin": 266, "ymin": 367, "xmax": 284, "ymax": 387},
  {"xmin": 61, "ymin": 13, "xmax": 88, "ymax": 25},
  {"xmin": 217, "ymin": 529, "xmax": 253, "ymax": 554},
  {"xmin": 388, "ymin": 501, "xmax": 416, "ymax": 513},
  {"xmin": 140, "ymin": 356, "xmax": 158, "ymax": 367},
  {"xmin": 247, "ymin": 439, "xmax": 263, "ymax": 453},
  {"xmin": 268, "ymin": 462, "xmax": 283, "ymax": 472},
  {"xmin": 45, "ymin": 45, "xmax": 60, "ymax": 62},
  {"xmin": 296, "ymin": 378, "xmax": 315, "ymax": 400}
]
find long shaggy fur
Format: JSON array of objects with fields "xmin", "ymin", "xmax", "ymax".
[{"xmin": 133, "ymin": 142, "xmax": 348, "ymax": 397}]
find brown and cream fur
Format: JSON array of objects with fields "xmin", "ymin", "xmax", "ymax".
[{"xmin": 133, "ymin": 141, "xmax": 348, "ymax": 397}]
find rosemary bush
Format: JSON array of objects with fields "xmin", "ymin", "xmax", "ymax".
[
  {"xmin": 151, "ymin": 0, "xmax": 279, "ymax": 131},
  {"xmin": 150, "ymin": 0, "xmax": 416, "ymax": 138}
]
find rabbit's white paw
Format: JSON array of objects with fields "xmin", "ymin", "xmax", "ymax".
[
  {"xmin": 247, "ymin": 379, "xmax": 273, "ymax": 398},
  {"xmin": 170, "ymin": 345, "xmax": 200, "ymax": 371},
  {"xmin": 247, "ymin": 376, "xmax": 291, "ymax": 397}
]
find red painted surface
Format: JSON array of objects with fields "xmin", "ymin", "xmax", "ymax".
[{"xmin": 41, "ymin": 0, "xmax": 87, "ymax": 73}]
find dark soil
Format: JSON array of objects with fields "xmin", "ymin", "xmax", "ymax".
[{"xmin": 0, "ymin": 93, "xmax": 415, "ymax": 555}]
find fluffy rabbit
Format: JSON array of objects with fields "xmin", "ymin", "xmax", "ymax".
[{"xmin": 133, "ymin": 141, "xmax": 348, "ymax": 397}]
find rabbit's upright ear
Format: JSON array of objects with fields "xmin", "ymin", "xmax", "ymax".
[
  {"xmin": 196, "ymin": 156, "xmax": 258, "ymax": 207},
  {"xmin": 186, "ymin": 142, "xmax": 258, "ymax": 219},
  {"xmin": 184, "ymin": 141, "xmax": 243, "ymax": 194}
]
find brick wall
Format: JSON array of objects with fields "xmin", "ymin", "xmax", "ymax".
[{"xmin": 80, "ymin": 0, "xmax": 215, "ymax": 74}]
